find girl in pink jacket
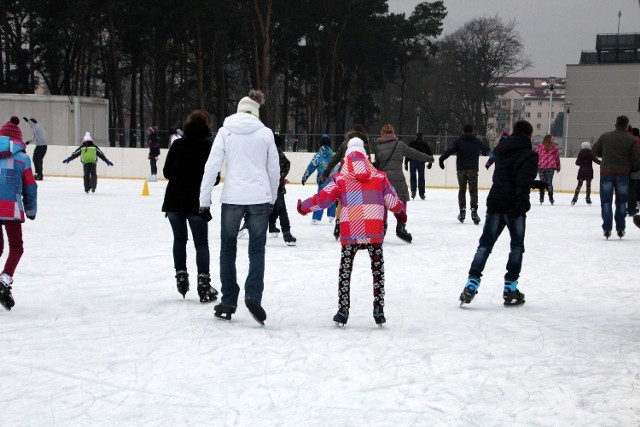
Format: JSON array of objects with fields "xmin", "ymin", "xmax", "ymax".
[{"xmin": 536, "ymin": 135, "xmax": 561, "ymax": 204}]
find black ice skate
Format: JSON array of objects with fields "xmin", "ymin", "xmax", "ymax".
[
  {"xmin": 245, "ymin": 298, "xmax": 267, "ymax": 326},
  {"xmin": 373, "ymin": 307, "xmax": 386, "ymax": 326},
  {"xmin": 197, "ymin": 273, "xmax": 218, "ymax": 303},
  {"xmin": 333, "ymin": 220, "xmax": 340, "ymax": 241},
  {"xmin": 0, "ymin": 284, "xmax": 14, "ymax": 311},
  {"xmin": 175, "ymin": 270, "xmax": 189, "ymax": 299},
  {"xmin": 471, "ymin": 208, "xmax": 481, "ymax": 225},
  {"xmin": 396, "ymin": 224, "xmax": 412, "ymax": 243},
  {"xmin": 458, "ymin": 208, "xmax": 466, "ymax": 223},
  {"xmin": 283, "ymin": 230, "xmax": 297, "ymax": 246},
  {"xmin": 268, "ymin": 223, "xmax": 280, "ymax": 237},
  {"xmin": 604, "ymin": 230, "xmax": 611, "ymax": 239},
  {"xmin": 503, "ymin": 289, "xmax": 525, "ymax": 306},
  {"xmin": 333, "ymin": 307, "xmax": 349, "ymax": 327},
  {"xmin": 617, "ymin": 229, "xmax": 625, "ymax": 239},
  {"xmin": 459, "ymin": 277, "xmax": 480, "ymax": 307},
  {"xmin": 213, "ymin": 304, "xmax": 236, "ymax": 321}
]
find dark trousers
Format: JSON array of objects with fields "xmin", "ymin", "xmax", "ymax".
[
  {"xmin": 338, "ymin": 243, "xmax": 384, "ymax": 310},
  {"xmin": 628, "ymin": 178, "xmax": 640, "ymax": 214},
  {"xmin": 167, "ymin": 212, "xmax": 210, "ymax": 274},
  {"xmin": 83, "ymin": 163, "xmax": 97, "ymax": 191},
  {"xmin": 33, "ymin": 145, "xmax": 47, "ymax": 178},
  {"xmin": 269, "ymin": 193, "xmax": 291, "ymax": 232},
  {"xmin": 0, "ymin": 221, "xmax": 24, "ymax": 277},
  {"xmin": 409, "ymin": 161, "xmax": 426, "ymax": 197},
  {"xmin": 150, "ymin": 157, "xmax": 158, "ymax": 175},
  {"xmin": 456, "ymin": 170, "xmax": 479, "ymax": 209}
]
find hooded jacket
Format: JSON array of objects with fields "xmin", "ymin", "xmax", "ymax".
[
  {"xmin": 299, "ymin": 152, "xmax": 403, "ymax": 245},
  {"xmin": 486, "ymin": 133, "xmax": 538, "ymax": 214},
  {"xmin": 536, "ymin": 143, "xmax": 561, "ymax": 171},
  {"xmin": 440, "ymin": 132, "xmax": 490, "ymax": 171},
  {"xmin": 199, "ymin": 112, "xmax": 279, "ymax": 207},
  {"xmin": 302, "ymin": 145, "xmax": 335, "ymax": 186},
  {"xmin": 0, "ymin": 136, "xmax": 37, "ymax": 221}
]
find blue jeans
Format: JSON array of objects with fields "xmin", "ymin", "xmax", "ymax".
[
  {"xmin": 220, "ymin": 203, "xmax": 270, "ymax": 306},
  {"xmin": 167, "ymin": 212, "xmax": 210, "ymax": 274},
  {"xmin": 468, "ymin": 213, "xmax": 526, "ymax": 282},
  {"xmin": 599, "ymin": 174, "xmax": 629, "ymax": 232},
  {"xmin": 312, "ymin": 181, "xmax": 337, "ymax": 221}
]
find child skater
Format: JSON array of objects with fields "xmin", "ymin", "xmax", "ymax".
[
  {"xmin": 572, "ymin": 141, "xmax": 601, "ymax": 205},
  {"xmin": 0, "ymin": 116, "xmax": 38, "ymax": 311},
  {"xmin": 63, "ymin": 132, "xmax": 114, "ymax": 193},
  {"xmin": 301, "ymin": 134, "xmax": 337, "ymax": 224},
  {"xmin": 297, "ymin": 137, "xmax": 404, "ymax": 326}
]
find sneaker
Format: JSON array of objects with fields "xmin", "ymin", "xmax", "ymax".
[
  {"xmin": 283, "ymin": 230, "xmax": 297, "ymax": 246},
  {"xmin": 373, "ymin": 307, "xmax": 386, "ymax": 326},
  {"xmin": 245, "ymin": 298, "xmax": 267, "ymax": 325},
  {"xmin": 333, "ymin": 307, "xmax": 349, "ymax": 326},
  {"xmin": 268, "ymin": 223, "xmax": 280, "ymax": 236},
  {"xmin": 503, "ymin": 288, "xmax": 525, "ymax": 306},
  {"xmin": 237, "ymin": 222, "xmax": 249, "ymax": 239},
  {"xmin": 175, "ymin": 270, "xmax": 189, "ymax": 298},
  {"xmin": 333, "ymin": 220, "xmax": 340, "ymax": 241},
  {"xmin": 471, "ymin": 208, "xmax": 481, "ymax": 225},
  {"xmin": 214, "ymin": 303, "xmax": 237, "ymax": 321},
  {"xmin": 396, "ymin": 224, "xmax": 412, "ymax": 243},
  {"xmin": 0, "ymin": 273, "xmax": 14, "ymax": 311},
  {"xmin": 617, "ymin": 229, "xmax": 625, "ymax": 239},
  {"xmin": 459, "ymin": 277, "xmax": 480, "ymax": 306},
  {"xmin": 457, "ymin": 208, "xmax": 466, "ymax": 223},
  {"xmin": 604, "ymin": 230, "xmax": 611, "ymax": 239},
  {"xmin": 197, "ymin": 273, "xmax": 218, "ymax": 303}
]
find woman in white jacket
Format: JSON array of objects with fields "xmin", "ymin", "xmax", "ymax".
[{"xmin": 199, "ymin": 90, "xmax": 280, "ymax": 325}]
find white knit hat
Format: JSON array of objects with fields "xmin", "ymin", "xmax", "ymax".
[
  {"xmin": 345, "ymin": 137, "xmax": 366, "ymax": 157},
  {"xmin": 82, "ymin": 131, "xmax": 93, "ymax": 142},
  {"xmin": 581, "ymin": 141, "xmax": 591, "ymax": 149}
]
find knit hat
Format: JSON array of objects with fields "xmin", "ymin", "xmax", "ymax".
[
  {"xmin": 499, "ymin": 131, "xmax": 510, "ymax": 140},
  {"xmin": 581, "ymin": 141, "xmax": 591, "ymax": 149},
  {"xmin": 345, "ymin": 137, "xmax": 366, "ymax": 157},
  {"xmin": 320, "ymin": 134, "xmax": 331, "ymax": 147},
  {"xmin": 236, "ymin": 89, "xmax": 265, "ymax": 118},
  {"xmin": 0, "ymin": 116, "xmax": 22, "ymax": 141},
  {"xmin": 82, "ymin": 131, "xmax": 93, "ymax": 142}
]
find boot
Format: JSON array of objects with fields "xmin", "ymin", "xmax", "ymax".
[
  {"xmin": 503, "ymin": 280, "xmax": 525, "ymax": 305},
  {"xmin": 197, "ymin": 273, "xmax": 218, "ymax": 303},
  {"xmin": 0, "ymin": 273, "xmax": 14, "ymax": 311},
  {"xmin": 470, "ymin": 208, "xmax": 481, "ymax": 225},
  {"xmin": 457, "ymin": 208, "xmax": 466, "ymax": 223},
  {"xmin": 459, "ymin": 276, "xmax": 480, "ymax": 306},
  {"xmin": 333, "ymin": 307, "xmax": 349, "ymax": 326},
  {"xmin": 396, "ymin": 224, "xmax": 412, "ymax": 243},
  {"xmin": 283, "ymin": 230, "xmax": 297, "ymax": 246},
  {"xmin": 176, "ymin": 270, "xmax": 189, "ymax": 298},
  {"xmin": 549, "ymin": 192, "xmax": 554, "ymax": 205},
  {"xmin": 373, "ymin": 306, "xmax": 386, "ymax": 326},
  {"xmin": 586, "ymin": 194, "xmax": 592, "ymax": 205},
  {"xmin": 539, "ymin": 189, "xmax": 545, "ymax": 204},
  {"xmin": 333, "ymin": 220, "xmax": 340, "ymax": 241}
]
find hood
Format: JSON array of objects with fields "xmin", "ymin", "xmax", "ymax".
[
  {"xmin": 377, "ymin": 133, "xmax": 398, "ymax": 144},
  {"xmin": 0, "ymin": 135, "xmax": 26, "ymax": 158},
  {"xmin": 222, "ymin": 112, "xmax": 265, "ymax": 135},
  {"xmin": 340, "ymin": 152, "xmax": 376, "ymax": 182},
  {"xmin": 496, "ymin": 133, "xmax": 532, "ymax": 156},
  {"xmin": 318, "ymin": 145, "xmax": 333, "ymax": 157}
]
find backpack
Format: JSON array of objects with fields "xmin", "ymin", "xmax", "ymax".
[{"xmin": 81, "ymin": 146, "xmax": 97, "ymax": 163}]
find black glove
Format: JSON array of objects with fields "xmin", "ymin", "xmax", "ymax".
[
  {"xmin": 427, "ymin": 163, "xmax": 432, "ymax": 169},
  {"xmin": 23, "ymin": 117, "xmax": 29, "ymax": 123},
  {"xmin": 439, "ymin": 159, "xmax": 445, "ymax": 169},
  {"xmin": 530, "ymin": 180, "xmax": 547, "ymax": 191},
  {"xmin": 507, "ymin": 206, "xmax": 525, "ymax": 219},
  {"xmin": 214, "ymin": 173, "xmax": 221, "ymax": 186},
  {"xmin": 106, "ymin": 160, "xmax": 114, "ymax": 166},
  {"xmin": 26, "ymin": 214, "xmax": 35, "ymax": 220},
  {"xmin": 62, "ymin": 158, "xmax": 70, "ymax": 164},
  {"xmin": 198, "ymin": 206, "xmax": 212, "ymax": 222},
  {"xmin": 301, "ymin": 179, "xmax": 306, "ymax": 186}
]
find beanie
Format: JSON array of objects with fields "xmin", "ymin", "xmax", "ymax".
[
  {"xmin": 0, "ymin": 116, "xmax": 22, "ymax": 141},
  {"xmin": 345, "ymin": 137, "xmax": 366, "ymax": 157},
  {"xmin": 236, "ymin": 89, "xmax": 264, "ymax": 118},
  {"xmin": 581, "ymin": 141, "xmax": 591, "ymax": 149},
  {"xmin": 82, "ymin": 131, "xmax": 93, "ymax": 142}
]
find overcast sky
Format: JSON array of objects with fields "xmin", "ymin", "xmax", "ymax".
[{"xmin": 388, "ymin": 0, "xmax": 640, "ymax": 78}]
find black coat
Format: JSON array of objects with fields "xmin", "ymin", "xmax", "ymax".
[
  {"xmin": 486, "ymin": 133, "xmax": 538, "ymax": 214},
  {"xmin": 575, "ymin": 148, "xmax": 601, "ymax": 181},
  {"xmin": 440, "ymin": 133, "xmax": 490, "ymax": 171},
  {"xmin": 161, "ymin": 121, "xmax": 213, "ymax": 215},
  {"xmin": 404, "ymin": 138, "xmax": 433, "ymax": 168}
]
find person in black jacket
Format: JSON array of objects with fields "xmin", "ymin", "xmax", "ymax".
[
  {"xmin": 268, "ymin": 133, "xmax": 296, "ymax": 246},
  {"xmin": 459, "ymin": 120, "xmax": 538, "ymax": 307},
  {"xmin": 63, "ymin": 132, "xmax": 113, "ymax": 193},
  {"xmin": 404, "ymin": 132, "xmax": 433, "ymax": 200},
  {"xmin": 162, "ymin": 109, "xmax": 219, "ymax": 303},
  {"xmin": 439, "ymin": 125, "xmax": 490, "ymax": 224}
]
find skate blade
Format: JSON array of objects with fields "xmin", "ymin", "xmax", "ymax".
[
  {"xmin": 249, "ymin": 313, "xmax": 265, "ymax": 326},
  {"xmin": 334, "ymin": 322, "xmax": 346, "ymax": 327},
  {"xmin": 1, "ymin": 302, "xmax": 11, "ymax": 311},
  {"xmin": 214, "ymin": 312, "xmax": 232, "ymax": 321},
  {"xmin": 269, "ymin": 232, "xmax": 279, "ymax": 238},
  {"xmin": 285, "ymin": 241, "xmax": 296, "ymax": 247},
  {"xmin": 503, "ymin": 300, "xmax": 525, "ymax": 306}
]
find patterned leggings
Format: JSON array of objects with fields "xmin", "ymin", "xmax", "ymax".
[
  {"xmin": 538, "ymin": 168, "xmax": 556, "ymax": 194},
  {"xmin": 338, "ymin": 243, "xmax": 384, "ymax": 310}
]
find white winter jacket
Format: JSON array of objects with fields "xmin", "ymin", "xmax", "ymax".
[{"xmin": 199, "ymin": 113, "xmax": 280, "ymax": 207}]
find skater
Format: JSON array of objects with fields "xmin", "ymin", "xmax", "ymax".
[
  {"xmin": 0, "ymin": 116, "xmax": 38, "ymax": 311},
  {"xmin": 404, "ymin": 132, "xmax": 433, "ymax": 200},
  {"xmin": 459, "ymin": 120, "xmax": 538, "ymax": 307},
  {"xmin": 199, "ymin": 89, "xmax": 279, "ymax": 325},
  {"xmin": 147, "ymin": 126, "xmax": 160, "ymax": 182},
  {"xmin": 268, "ymin": 133, "xmax": 297, "ymax": 246},
  {"xmin": 535, "ymin": 135, "xmax": 561, "ymax": 204},
  {"xmin": 571, "ymin": 141, "xmax": 601, "ymax": 205},
  {"xmin": 23, "ymin": 117, "xmax": 48, "ymax": 180},
  {"xmin": 62, "ymin": 132, "xmax": 113, "ymax": 193},
  {"xmin": 301, "ymin": 134, "xmax": 337, "ymax": 224},
  {"xmin": 485, "ymin": 132, "xmax": 510, "ymax": 169},
  {"xmin": 162, "ymin": 109, "xmax": 218, "ymax": 303},
  {"xmin": 439, "ymin": 124, "xmax": 491, "ymax": 224},
  {"xmin": 592, "ymin": 115, "xmax": 640, "ymax": 239},
  {"xmin": 297, "ymin": 137, "xmax": 404, "ymax": 326},
  {"xmin": 627, "ymin": 128, "xmax": 640, "ymax": 216}
]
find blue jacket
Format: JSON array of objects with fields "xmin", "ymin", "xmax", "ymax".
[
  {"xmin": 302, "ymin": 146, "xmax": 335, "ymax": 186},
  {"xmin": 0, "ymin": 136, "xmax": 37, "ymax": 222}
]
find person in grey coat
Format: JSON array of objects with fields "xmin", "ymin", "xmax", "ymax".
[
  {"xmin": 23, "ymin": 118, "xmax": 48, "ymax": 180},
  {"xmin": 373, "ymin": 123, "xmax": 433, "ymax": 243}
]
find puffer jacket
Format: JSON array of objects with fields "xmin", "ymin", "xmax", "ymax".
[
  {"xmin": 575, "ymin": 148, "xmax": 601, "ymax": 181},
  {"xmin": 299, "ymin": 151, "xmax": 403, "ymax": 245},
  {"xmin": 536, "ymin": 143, "xmax": 561, "ymax": 171},
  {"xmin": 374, "ymin": 133, "xmax": 433, "ymax": 201},
  {"xmin": 302, "ymin": 145, "xmax": 334, "ymax": 186},
  {"xmin": 0, "ymin": 136, "xmax": 37, "ymax": 221}
]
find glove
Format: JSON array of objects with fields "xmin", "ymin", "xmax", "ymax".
[
  {"xmin": 301, "ymin": 179, "xmax": 306, "ymax": 186},
  {"xmin": 62, "ymin": 158, "xmax": 70, "ymax": 164},
  {"xmin": 26, "ymin": 214, "xmax": 35, "ymax": 220},
  {"xmin": 530, "ymin": 180, "xmax": 547, "ymax": 191},
  {"xmin": 214, "ymin": 173, "xmax": 221, "ymax": 186},
  {"xmin": 297, "ymin": 199, "xmax": 307, "ymax": 215},
  {"xmin": 198, "ymin": 206, "xmax": 212, "ymax": 222},
  {"xmin": 106, "ymin": 160, "xmax": 114, "ymax": 166},
  {"xmin": 427, "ymin": 163, "xmax": 432, "ymax": 169},
  {"xmin": 439, "ymin": 159, "xmax": 445, "ymax": 169},
  {"xmin": 507, "ymin": 206, "xmax": 525, "ymax": 219},
  {"xmin": 23, "ymin": 117, "xmax": 29, "ymax": 123}
]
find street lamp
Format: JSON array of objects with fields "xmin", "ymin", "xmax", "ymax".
[
  {"xmin": 563, "ymin": 101, "xmax": 573, "ymax": 156},
  {"xmin": 415, "ymin": 107, "xmax": 421, "ymax": 134},
  {"xmin": 547, "ymin": 76, "xmax": 556, "ymax": 135}
]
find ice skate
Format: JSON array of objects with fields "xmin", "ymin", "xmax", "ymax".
[
  {"xmin": 471, "ymin": 208, "xmax": 481, "ymax": 225},
  {"xmin": 245, "ymin": 298, "xmax": 267, "ymax": 326},
  {"xmin": 175, "ymin": 270, "xmax": 189, "ymax": 298},
  {"xmin": 457, "ymin": 208, "xmax": 466, "ymax": 223},
  {"xmin": 459, "ymin": 277, "xmax": 480, "ymax": 307},
  {"xmin": 617, "ymin": 229, "xmax": 625, "ymax": 239},
  {"xmin": 197, "ymin": 273, "xmax": 218, "ymax": 303},
  {"xmin": 333, "ymin": 307, "xmax": 349, "ymax": 327},
  {"xmin": 283, "ymin": 230, "xmax": 297, "ymax": 246},
  {"xmin": 268, "ymin": 223, "xmax": 280, "ymax": 237},
  {"xmin": 396, "ymin": 224, "xmax": 412, "ymax": 243},
  {"xmin": 214, "ymin": 303, "xmax": 237, "ymax": 321},
  {"xmin": 503, "ymin": 280, "xmax": 525, "ymax": 306},
  {"xmin": 333, "ymin": 220, "xmax": 340, "ymax": 241},
  {"xmin": 0, "ymin": 273, "xmax": 14, "ymax": 311},
  {"xmin": 373, "ymin": 307, "xmax": 386, "ymax": 326},
  {"xmin": 604, "ymin": 230, "xmax": 611, "ymax": 239}
]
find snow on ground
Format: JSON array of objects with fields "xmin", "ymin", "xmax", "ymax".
[{"xmin": 0, "ymin": 177, "xmax": 638, "ymax": 426}]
